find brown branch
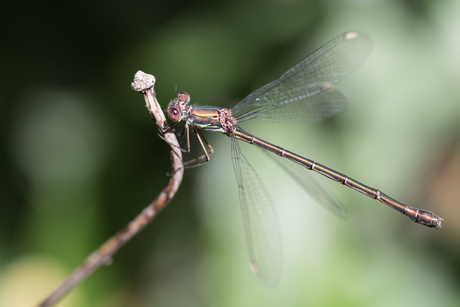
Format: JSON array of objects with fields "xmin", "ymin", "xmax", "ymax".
[{"xmin": 37, "ymin": 71, "xmax": 184, "ymax": 307}]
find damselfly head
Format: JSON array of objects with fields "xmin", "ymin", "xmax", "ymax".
[
  {"xmin": 168, "ymin": 92, "xmax": 190, "ymax": 122},
  {"xmin": 176, "ymin": 92, "xmax": 190, "ymax": 105}
]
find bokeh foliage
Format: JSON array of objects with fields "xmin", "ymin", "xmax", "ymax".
[{"xmin": 1, "ymin": 0, "xmax": 460, "ymax": 306}]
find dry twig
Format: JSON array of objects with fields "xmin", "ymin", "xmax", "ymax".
[{"xmin": 37, "ymin": 71, "xmax": 184, "ymax": 307}]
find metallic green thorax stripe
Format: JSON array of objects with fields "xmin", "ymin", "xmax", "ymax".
[{"xmin": 190, "ymin": 107, "xmax": 225, "ymax": 133}]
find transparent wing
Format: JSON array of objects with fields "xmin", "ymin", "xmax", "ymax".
[
  {"xmin": 264, "ymin": 150, "xmax": 346, "ymax": 218},
  {"xmin": 231, "ymin": 137, "xmax": 282, "ymax": 285},
  {"xmin": 236, "ymin": 88, "xmax": 347, "ymax": 123},
  {"xmin": 232, "ymin": 31, "xmax": 371, "ymax": 123}
]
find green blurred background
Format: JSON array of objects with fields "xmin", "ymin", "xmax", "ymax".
[{"xmin": 1, "ymin": 0, "xmax": 460, "ymax": 306}]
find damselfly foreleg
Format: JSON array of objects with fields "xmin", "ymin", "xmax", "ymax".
[{"xmin": 182, "ymin": 126, "xmax": 214, "ymax": 168}]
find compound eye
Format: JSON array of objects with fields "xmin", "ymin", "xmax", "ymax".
[
  {"xmin": 176, "ymin": 92, "xmax": 190, "ymax": 105},
  {"xmin": 168, "ymin": 107, "xmax": 181, "ymax": 122}
]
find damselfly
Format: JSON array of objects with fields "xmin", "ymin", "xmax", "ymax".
[{"xmin": 164, "ymin": 31, "xmax": 443, "ymax": 285}]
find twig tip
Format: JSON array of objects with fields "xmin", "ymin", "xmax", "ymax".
[{"xmin": 131, "ymin": 71, "xmax": 156, "ymax": 93}]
